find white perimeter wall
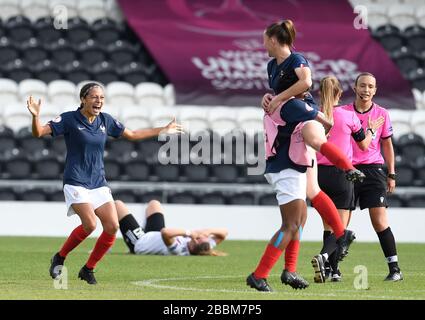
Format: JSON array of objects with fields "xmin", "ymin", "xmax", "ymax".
[{"xmin": 0, "ymin": 202, "xmax": 423, "ymax": 242}]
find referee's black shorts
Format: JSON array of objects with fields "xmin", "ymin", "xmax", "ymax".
[
  {"xmin": 354, "ymin": 164, "xmax": 388, "ymax": 210},
  {"xmin": 318, "ymin": 165, "xmax": 355, "ymax": 210}
]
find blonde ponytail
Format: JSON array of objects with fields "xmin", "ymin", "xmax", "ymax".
[{"xmin": 319, "ymin": 76, "xmax": 343, "ymax": 123}]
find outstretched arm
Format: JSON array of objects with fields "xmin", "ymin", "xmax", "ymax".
[
  {"xmin": 122, "ymin": 117, "xmax": 184, "ymax": 141},
  {"xmin": 26, "ymin": 96, "xmax": 52, "ymax": 138}
]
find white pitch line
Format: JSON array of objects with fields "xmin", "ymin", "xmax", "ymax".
[{"xmin": 132, "ymin": 275, "xmax": 424, "ymax": 300}]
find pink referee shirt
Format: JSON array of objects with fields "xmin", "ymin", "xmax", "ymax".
[
  {"xmin": 317, "ymin": 106, "xmax": 362, "ymax": 166},
  {"xmin": 343, "ymin": 103, "xmax": 393, "ymax": 165}
]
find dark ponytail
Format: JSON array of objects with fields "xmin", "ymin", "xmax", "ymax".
[{"xmin": 265, "ymin": 19, "xmax": 296, "ymax": 47}]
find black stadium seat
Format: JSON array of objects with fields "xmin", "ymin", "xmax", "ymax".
[
  {"xmin": 153, "ymin": 163, "xmax": 180, "ymax": 182},
  {"xmin": 373, "ymin": 24, "xmax": 404, "ymax": 52},
  {"xmin": 0, "ymin": 37, "xmax": 20, "ymax": 65},
  {"xmin": 91, "ymin": 61, "xmax": 120, "ymax": 85},
  {"xmin": 18, "ymin": 188, "xmax": 48, "ymax": 201},
  {"xmin": 181, "ymin": 164, "xmax": 210, "ymax": 182},
  {"xmin": 104, "ymin": 158, "xmax": 121, "ymax": 181},
  {"xmin": 107, "ymin": 40, "xmax": 137, "ymax": 65},
  {"xmin": 0, "ymin": 126, "xmax": 17, "ymax": 161},
  {"xmin": 34, "ymin": 17, "xmax": 64, "ymax": 45},
  {"xmin": 113, "ymin": 189, "xmax": 138, "ymax": 203},
  {"xmin": 0, "ymin": 187, "xmax": 17, "ymax": 201},
  {"xmin": 392, "ymin": 47, "xmax": 421, "ymax": 75},
  {"xmin": 259, "ymin": 193, "xmax": 277, "ymax": 206},
  {"xmin": 93, "ymin": 18, "xmax": 123, "ymax": 46},
  {"xmin": 404, "ymin": 25, "xmax": 425, "ymax": 54},
  {"xmin": 78, "ymin": 39, "xmax": 107, "ymax": 66},
  {"xmin": 66, "ymin": 17, "xmax": 92, "ymax": 46},
  {"xmin": 397, "ymin": 133, "xmax": 425, "ymax": 164},
  {"xmin": 16, "ymin": 127, "xmax": 47, "ymax": 161},
  {"xmin": 116, "ymin": 61, "xmax": 149, "ymax": 86},
  {"xmin": 33, "ymin": 153, "xmax": 63, "ymax": 180},
  {"xmin": 3, "ymin": 154, "xmax": 32, "ymax": 179},
  {"xmin": 405, "ymin": 194, "xmax": 425, "ymax": 207},
  {"xmin": 386, "ymin": 194, "xmax": 404, "ymax": 207},
  {"xmin": 19, "ymin": 38, "xmax": 49, "ymax": 65},
  {"xmin": 5, "ymin": 16, "xmax": 34, "ymax": 43},
  {"xmin": 48, "ymin": 39, "xmax": 78, "ymax": 65},
  {"xmin": 228, "ymin": 192, "xmax": 256, "ymax": 205},
  {"xmin": 168, "ymin": 191, "xmax": 197, "ymax": 204},
  {"xmin": 31, "ymin": 59, "xmax": 62, "ymax": 83},
  {"xmin": 198, "ymin": 191, "xmax": 226, "ymax": 205},
  {"xmin": 60, "ymin": 60, "xmax": 92, "ymax": 84},
  {"xmin": 3, "ymin": 59, "xmax": 33, "ymax": 82}
]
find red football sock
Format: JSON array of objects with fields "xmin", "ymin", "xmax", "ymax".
[
  {"xmin": 320, "ymin": 142, "xmax": 354, "ymax": 171},
  {"xmin": 284, "ymin": 240, "xmax": 300, "ymax": 273},
  {"xmin": 312, "ymin": 191, "xmax": 345, "ymax": 238},
  {"xmin": 59, "ymin": 225, "xmax": 89, "ymax": 258},
  {"xmin": 86, "ymin": 231, "xmax": 116, "ymax": 269},
  {"xmin": 253, "ymin": 244, "xmax": 283, "ymax": 279}
]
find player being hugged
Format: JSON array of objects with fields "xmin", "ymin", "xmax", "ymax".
[{"xmin": 27, "ymin": 82, "xmax": 184, "ymax": 285}]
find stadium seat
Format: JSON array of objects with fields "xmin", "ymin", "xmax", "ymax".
[
  {"xmin": 0, "ymin": 187, "xmax": 17, "ymax": 201},
  {"xmin": 227, "ymin": 192, "xmax": 256, "ymax": 205},
  {"xmin": 122, "ymin": 153, "xmax": 150, "ymax": 181},
  {"xmin": 388, "ymin": 108, "xmax": 412, "ymax": 139},
  {"xmin": 259, "ymin": 193, "xmax": 277, "ymax": 206},
  {"xmin": 91, "ymin": 61, "xmax": 120, "ymax": 85},
  {"xmin": 388, "ymin": 5, "xmax": 417, "ymax": 31},
  {"xmin": 208, "ymin": 107, "xmax": 238, "ymax": 136},
  {"xmin": 93, "ymin": 18, "xmax": 123, "ymax": 46},
  {"xmin": 48, "ymin": 80, "xmax": 78, "ymax": 107},
  {"xmin": 19, "ymin": 188, "xmax": 48, "ymax": 201},
  {"xmin": 60, "ymin": 60, "xmax": 92, "ymax": 84},
  {"xmin": 408, "ymin": 68, "xmax": 425, "ymax": 91},
  {"xmin": 78, "ymin": 39, "xmax": 107, "ymax": 67},
  {"xmin": 34, "ymin": 17, "xmax": 63, "ymax": 45},
  {"xmin": 32, "ymin": 152, "xmax": 62, "ymax": 180},
  {"xmin": 417, "ymin": 5, "xmax": 425, "ymax": 28},
  {"xmin": 395, "ymin": 161, "xmax": 415, "ymax": 187},
  {"xmin": 120, "ymin": 105, "xmax": 151, "ymax": 130},
  {"xmin": 2, "ymin": 104, "xmax": 32, "ymax": 132},
  {"xmin": 136, "ymin": 137, "xmax": 163, "ymax": 163},
  {"xmin": 366, "ymin": 4, "xmax": 389, "ymax": 30},
  {"xmin": 31, "ymin": 59, "xmax": 62, "ymax": 83},
  {"xmin": 372, "ymin": 24, "xmax": 405, "ymax": 52},
  {"xmin": 0, "ymin": 37, "xmax": 20, "ymax": 65},
  {"xmin": 113, "ymin": 189, "xmax": 138, "ymax": 203},
  {"xmin": 106, "ymin": 137, "xmax": 135, "ymax": 159},
  {"xmin": 236, "ymin": 107, "xmax": 264, "ymax": 136},
  {"xmin": 138, "ymin": 190, "xmax": 163, "ymax": 203},
  {"xmin": 386, "ymin": 194, "xmax": 405, "ymax": 207},
  {"xmin": 107, "ymin": 40, "xmax": 138, "ymax": 65},
  {"xmin": 18, "ymin": 79, "xmax": 47, "ymax": 103},
  {"xmin": 0, "ymin": 0, "xmax": 21, "ymax": 21},
  {"xmin": 104, "ymin": 157, "xmax": 121, "ymax": 181},
  {"xmin": 48, "ymin": 0, "xmax": 78, "ymax": 20},
  {"xmin": 153, "ymin": 163, "xmax": 180, "ymax": 182},
  {"xmin": 104, "ymin": 0, "xmax": 125, "ymax": 23},
  {"xmin": 135, "ymin": 82, "xmax": 165, "ymax": 107},
  {"xmin": 117, "ymin": 62, "xmax": 149, "ymax": 86},
  {"xmin": 3, "ymin": 153, "xmax": 32, "ymax": 179},
  {"xmin": 19, "ymin": 38, "xmax": 49, "ymax": 65},
  {"xmin": 411, "ymin": 109, "xmax": 425, "ymax": 140},
  {"xmin": 404, "ymin": 25, "xmax": 425, "ymax": 54},
  {"xmin": 412, "ymin": 88, "xmax": 425, "ymax": 109},
  {"xmin": 168, "ymin": 191, "xmax": 197, "ymax": 204},
  {"xmin": 0, "ymin": 78, "xmax": 19, "ymax": 106},
  {"xmin": 5, "ymin": 16, "xmax": 34, "ymax": 43},
  {"xmin": 20, "ymin": 0, "xmax": 50, "ymax": 22},
  {"xmin": 198, "ymin": 191, "xmax": 226, "ymax": 205},
  {"xmin": 66, "ymin": 17, "xmax": 92, "ymax": 46},
  {"xmin": 2, "ymin": 59, "xmax": 33, "ymax": 83},
  {"xmin": 77, "ymin": 0, "xmax": 107, "ymax": 24},
  {"xmin": 405, "ymin": 194, "xmax": 425, "ymax": 207},
  {"xmin": 178, "ymin": 106, "xmax": 209, "ymax": 137},
  {"xmin": 397, "ymin": 133, "xmax": 425, "ymax": 164},
  {"xmin": 47, "ymin": 189, "xmax": 65, "ymax": 202},
  {"xmin": 48, "ymin": 38, "xmax": 78, "ymax": 66},
  {"xmin": 163, "ymin": 83, "xmax": 176, "ymax": 106},
  {"xmin": 0, "ymin": 125, "xmax": 16, "ymax": 160},
  {"xmin": 150, "ymin": 106, "xmax": 179, "ymax": 128},
  {"xmin": 106, "ymin": 81, "xmax": 135, "ymax": 106},
  {"xmin": 181, "ymin": 164, "xmax": 210, "ymax": 182},
  {"xmin": 392, "ymin": 47, "xmax": 421, "ymax": 75},
  {"xmin": 49, "ymin": 135, "xmax": 67, "ymax": 162},
  {"xmin": 210, "ymin": 164, "xmax": 239, "ymax": 183},
  {"xmin": 16, "ymin": 125, "xmax": 47, "ymax": 158}
]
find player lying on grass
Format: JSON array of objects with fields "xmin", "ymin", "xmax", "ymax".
[{"xmin": 116, "ymin": 199, "xmax": 228, "ymax": 256}]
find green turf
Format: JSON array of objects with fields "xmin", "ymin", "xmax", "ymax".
[{"xmin": 0, "ymin": 236, "xmax": 423, "ymax": 300}]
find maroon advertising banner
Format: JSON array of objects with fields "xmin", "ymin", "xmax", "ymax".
[{"xmin": 119, "ymin": 0, "xmax": 414, "ymax": 109}]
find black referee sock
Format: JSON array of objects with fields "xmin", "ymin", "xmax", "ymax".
[
  {"xmin": 320, "ymin": 233, "xmax": 337, "ymax": 257},
  {"xmin": 320, "ymin": 231, "xmax": 332, "ymax": 253},
  {"xmin": 377, "ymin": 227, "xmax": 399, "ymax": 271}
]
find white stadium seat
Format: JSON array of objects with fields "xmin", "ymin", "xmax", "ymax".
[
  {"xmin": 48, "ymin": 80, "xmax": 78, "ymax": 108},
  {"xmin": 20, "ymin": 0, "xmax": 50, "ymax": 22},
  {"xmin": 150, "ymin": 106, "xmax": 179, "ymax": 128},
  {"xmin": 163, "ymin": 83, "xmax": 176, "ymax": 106},
  {"xmin": 366, "ymin": 4, "xmax": 389, "ymax": 30},
  {"xmin": 19, "ymin": 79, "xmax": 48, "ymax": 104},
  {"xmin": 3, "ymin": 104, "xmax": 32, "ymax": 132},
  {"xmin": 388, "ymin": 108, "xmax": 413, "ymax": 139},
  {"xmin": 208, "ymin": 106, "xmax": 237, "ymax": 136},
  {"xmin": 0, "ymin": 79, "xmax": 19, "ymax": 106},
  {"xmin": 410, "ymin": 109, "xmax": 425, "ymax": 141},
  {"xmin": 416, "ymin": 5, "xmax": 425, "ymax": 28},
  {"xmin": 0, "ymin": 0, "xmax": 21, "ymax": 21},
  {"xmin": 49, "ymin": 0, "xmax": 79, "ymax": 20},
  {"xmin": 135, "ymin": 82, "xmax": 165, "ymax": 107},
  {"xmin": 77, "ymin": 0, "xmax": 107, "ymax": 24},
  {"xmin": 106, "ymin": 81, "xmax": 135, "ymax": 106},
  {"xmin": 121, "ymin": 105, "xmax": 152, "ymax": 130},
  {"xmin": 104, "ymin": 0, "xmax": 125, "ymax": 23},
  {"xmin": 102, "ymin": 103, "xmax": 121, "ymax": 121},
  {"xmin": 236, "ymin": 106, "xmax": 264, "ymax": 136},
  {"xmin": 388, "ymin": 5, "xmax": 416, "ymax": 30},
  {"xmin": 412, "ymin": 88, "xmax": 425, "ymax": 110},
  {"xmin": 178, "ymin": 106, "xmax": 209, "ymax": 137},
  {"xmin": 38, "ymin": 103, "xmax": 62, "ymax": 126}
]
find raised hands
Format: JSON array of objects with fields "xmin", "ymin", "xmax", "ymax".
[{"xmin": 26, "ymin": 96, "xmax": 42, "ymax": 117}]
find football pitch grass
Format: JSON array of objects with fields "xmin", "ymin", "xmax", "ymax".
[{"xmin": 0, "ymin": 236, "xmax": 424, "ymax": 300}]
